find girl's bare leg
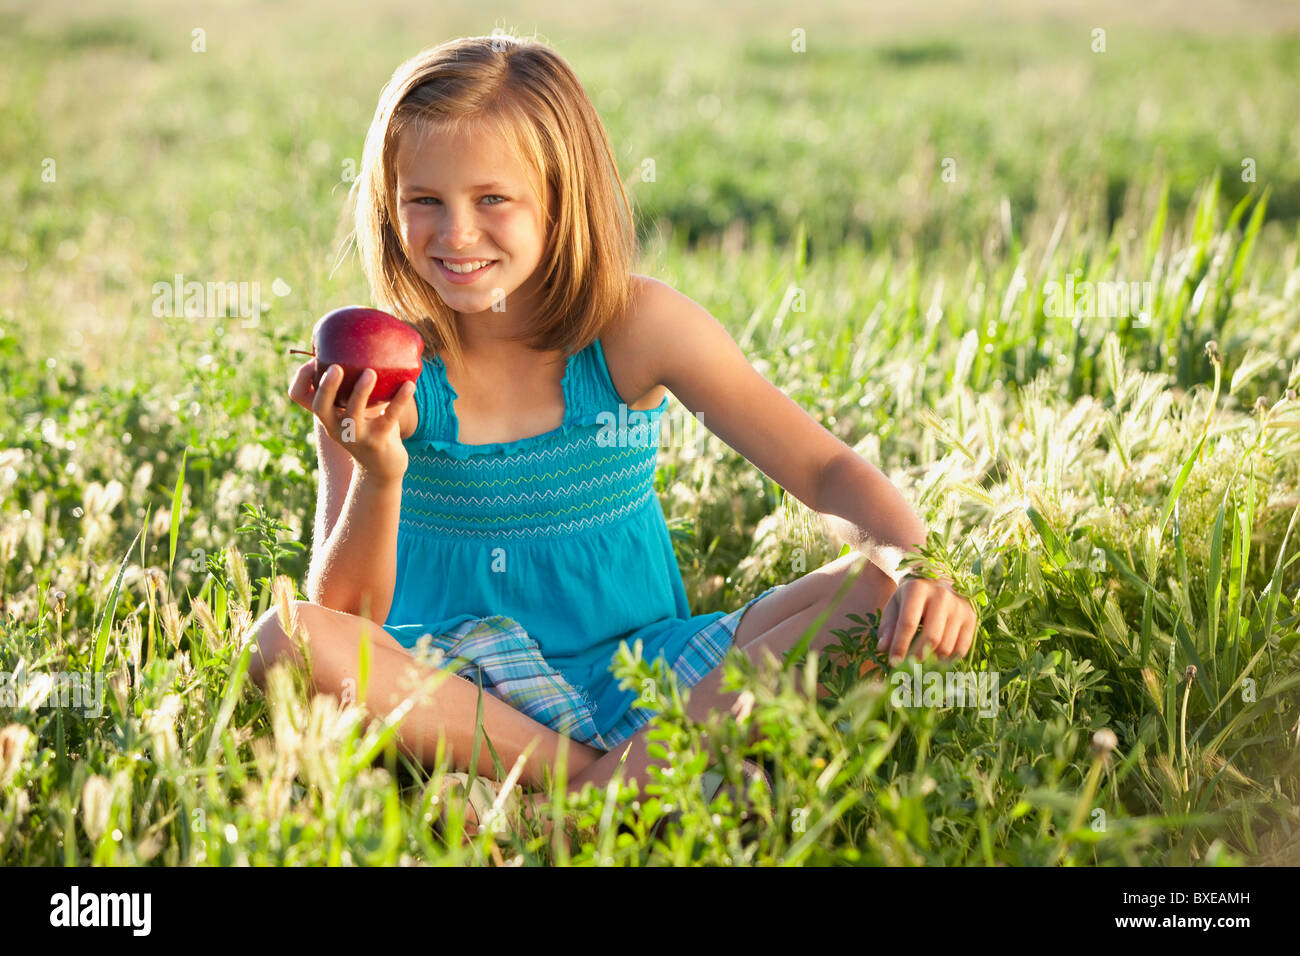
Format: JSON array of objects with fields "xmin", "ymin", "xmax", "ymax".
[
  {"xmin": 242, "ymin": 554, "xmax": 889, "ymax": 831},
  {"xmin": 246, "ymin": 600, "xmax": 605, "ymax": 792},
  {"xmin": 566, "ymin": 551, "xmax": 896, "ymax": 793}
]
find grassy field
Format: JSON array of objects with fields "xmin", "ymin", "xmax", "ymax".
[{"xmin": 1, "ymin": 0, "xmax": 1298, "ymax": 865}]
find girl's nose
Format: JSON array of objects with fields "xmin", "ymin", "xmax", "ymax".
[{"xmin": 437, "ymin": 207, "xmax": 480, "ymax": 248}]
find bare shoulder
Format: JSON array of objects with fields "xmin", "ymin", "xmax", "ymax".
[
  {"xmin": 616, "ymin": 275, "xmax": 851, "ymax": 514},
  {"xmin": 614, "ymin": 274, "xmax": 729, "ymax": 395},
  {"xmin": 598, "ymin": 273, "xmax": 670, "ymax": 411}
]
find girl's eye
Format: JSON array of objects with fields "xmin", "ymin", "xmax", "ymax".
[{"xmin": 411, "ymin": 196, "xmax": 507, "ymax": 205}]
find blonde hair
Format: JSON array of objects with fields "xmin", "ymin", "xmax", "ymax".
[{"xmin": 340, "ymin": 34, "xmax": 639, "ymax": 376}]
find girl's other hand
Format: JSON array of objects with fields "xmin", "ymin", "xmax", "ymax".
[
  {"xmin": 288, "ymin": 359, "xmax": 416, "ymax": 484},
  {"xmin": 876, "ymin": 574, "xmax": 977, "ymax": 666}
]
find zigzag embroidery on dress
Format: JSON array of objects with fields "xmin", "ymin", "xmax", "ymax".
[
  {"xmin": 403, "ymin": 446, "xmax": 652, "ymax": 486},
  {"xmin": 402, "ymin": 461, "xmax": 654, "ymax": 506},
  {"xmin": 398, "ymin": 485, "xmax": 657, "ymax": 539}
]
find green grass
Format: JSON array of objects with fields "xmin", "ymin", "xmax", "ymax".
[{"xmin": 1, "ymin": 1, "xmax": 1298, "ymax": 865}]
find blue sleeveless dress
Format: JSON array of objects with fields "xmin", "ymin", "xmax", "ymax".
[{"xmin": 381, "ymin": 336, "xmax": 782, "ymax": 752}]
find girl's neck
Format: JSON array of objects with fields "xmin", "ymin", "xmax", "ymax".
[
  {"xmin": 448, "ymin": 271, "xmax": 559, "ymax": 370},
  {"xmin": 448, "ymin": 324, "xmax": 565, "ymax": 378}
]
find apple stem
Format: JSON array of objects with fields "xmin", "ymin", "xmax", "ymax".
[{"xmin": 287, "ymin": 348, "xmax": 315, "ymax": 356}]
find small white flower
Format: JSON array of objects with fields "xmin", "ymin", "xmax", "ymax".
[
  {"xmin": 82, "ymin": 479, "xmax": 125, "ymax": 518},
  {"xmin": 130, "ymin": 462, "xmax": 154, "ymax": 502},
  {"xmin": 236, "ymin": 443, "xmax": 272, "ymax": 474},
  {"xmin": 0, "ymin": 723, "xmax": 34, "ymax": 786},
  {"xmin": 143, "ymin": 693, "xmax": 183, "ymax": 763},
  {"xmin": 81, "ymin": 774, "xmax": 113, "ymax": 841},
  {"xmin": 18, "ymin": 671, "xmax": 54, "ymax": 711},
  {"xmin": 1092, "ymin": 728, "xmax": 1118, "ymax": 755}
]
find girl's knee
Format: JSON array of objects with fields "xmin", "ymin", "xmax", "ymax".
[
  {"xmin": 247, "ymin": 600, "xmax": 320, "ymax": 685},
  {"xmin": 253, "ymin": 599, "xmax": 324, "ymax": 639}
]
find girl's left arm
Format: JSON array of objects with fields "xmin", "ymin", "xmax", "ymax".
[
  {"xmin": 815, "ymin": 450, "xmax": 929, "ymax": 581},
  {"xmin": 634, "ymin": 276, "xmax": 976, "ymax": 662},
  {"xmin": 817, "ymin": 452, "xmax": 977, "ymax": 663}
]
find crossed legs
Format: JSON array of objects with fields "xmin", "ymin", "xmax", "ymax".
[
  {"xmin": 564, "ymin": 549, "xmax": 898, "ymax": 792},
  {"xmin": 244, "ymin": 550, "xmax": 899, "ymax": 816}
]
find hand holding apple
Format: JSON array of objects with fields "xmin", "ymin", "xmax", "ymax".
[
  {"xmin": 288, "ymin": 358, "xmax": 415, "ymax": 484},
  {"xmin": 288, "ymin": 306, "xmax": 424, "ymax": 408},
  {"xmin": 287, "ymin": 306, "xmax": 424, "ymax": 484}
]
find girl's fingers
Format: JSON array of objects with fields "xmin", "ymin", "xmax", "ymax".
[
  {"xmin": 877, "ymin": 592, "xmax": 900, "ymax": 654},
  {"xmin": 955, "ymin": 615, "xmax": 975, "ymax": 659},
  {"xmin": 885, "ymin": 585, "xmax": 928, "ymax": 664},
  {"xmin": 345, "ymin": 368, "xmax": 377, "ymax": 421},
  {"xmin": 314, "ymin": 366, "xmax": 352, "ymax": 440},
  {"xmin": 914, "ymin": 605, "xmax": 948, "ymax": 661},
  {"xmin": 288, "ymin": 361, "xmax": 317, "ymax": 410},
  {"xmin": 380, "ymin": 381, "xmax": 415, "ymax": 426},
  {"xmin": 933, "ymin": 605, "xmax": 961, "ymax": 659},
  {"xmin": 314, "ymin": 364, "xmax": 341, "ymax": 413}
]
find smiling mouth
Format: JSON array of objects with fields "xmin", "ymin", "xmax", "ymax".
[{"xmin": 435, "ymin": 258, "xmax": 497, "ymax": 275}]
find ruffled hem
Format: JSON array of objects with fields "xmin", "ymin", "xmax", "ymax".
[{"xmin": 403, "ymin": 399, "xmax": 668, "ymax": 459}]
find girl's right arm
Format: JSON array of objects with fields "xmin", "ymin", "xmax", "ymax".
[
  {"xmin": 305, "ymin": 418, "xmax": 405, "ymax": 624},
  {"xmin": 289, "ymin": 361, "xmax": 416, "ymax": 625}
]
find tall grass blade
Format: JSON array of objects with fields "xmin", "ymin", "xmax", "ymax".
[{"xmin": 168, "ymin": 448, "xmax": 188, "ymax": 580}]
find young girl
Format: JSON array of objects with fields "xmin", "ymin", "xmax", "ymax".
[{"xmin": 252, "ymin": 34, "xmax": 977, "ymax": 814}]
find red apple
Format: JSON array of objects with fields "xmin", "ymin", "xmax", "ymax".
[{"xmin": 289, "ymin": 306, "xmax": 423, "ymax": 408}]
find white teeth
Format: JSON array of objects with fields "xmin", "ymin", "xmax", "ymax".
[{"xmin": 440, "ymin": 259, "xmax": 493, "ymax": 274}]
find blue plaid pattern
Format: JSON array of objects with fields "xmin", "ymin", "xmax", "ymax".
[
  {"xmin": 404, "ymin": 585, "xmax": 783, "ymax": 752},
  {"xmin": 598, "ymin": 585, "xmax": 781, "ymax": 749},
  {"xmin": 407, "ymin": 615, "xmax": 611, "ymax": 749}
]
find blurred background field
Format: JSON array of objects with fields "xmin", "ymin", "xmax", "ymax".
[{"xmin": 0, "ymin": 0, "xmax": 1297, "ymax": 865}]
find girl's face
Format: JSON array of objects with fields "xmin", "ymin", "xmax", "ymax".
[{"xmin": 393, "ymin": 120, "xmax": 549, "ymax": 328}]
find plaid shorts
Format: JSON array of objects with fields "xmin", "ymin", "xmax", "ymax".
[{"xmin": 398, "ymin": 585, "xmax": 783, "ymax": 752}]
